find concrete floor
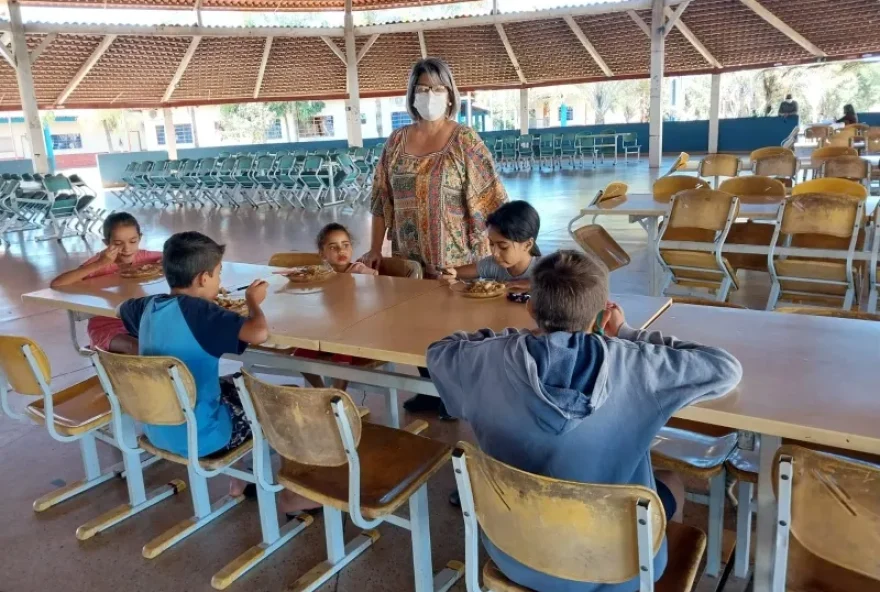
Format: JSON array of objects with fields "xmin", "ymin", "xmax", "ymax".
[{"xmin": 0, "ymin": 155, "xmax": 750, "ymax": 592}]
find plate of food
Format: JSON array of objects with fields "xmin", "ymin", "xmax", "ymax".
[
  {"xmin": 450, "ymin": 279, "xmax": 508, "ymax": 299},
  {"xmin": 119, "ymin": 262, "xmax": 163, "ymax": 280},
  {"xmin": 216, "ymin": 291, "xmax": 249, "ymax": 316},
  {"xmin": 273, "ymin": 264, "xmax": 335, "ymax": 284}
]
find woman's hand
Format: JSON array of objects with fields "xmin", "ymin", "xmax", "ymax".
[
  {"xmin": 438, "ymin": 267, "xmax": 457, "ymax": 284},
  {"xmin": 359, "ymin": 250, "xmax": 383, "ymax": 270}
]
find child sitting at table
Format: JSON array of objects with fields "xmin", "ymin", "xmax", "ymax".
[
  {"xmin": 50, "ymin": 212, "xmax": 161, "ymax": 354},
  {"xmin": 317, "ymin": 223, "xmax": 378, "ymax": 275},
  {"xmin": 439, "ymin": 200, "xmax": 540, "ymax": 289},
  {"xmin": 118, "ymin": 231, "xmax": 318, "ymax": 511},
  {"xmin": 426, "ymin": 250, "xmax": 742, "ymax": 592}
]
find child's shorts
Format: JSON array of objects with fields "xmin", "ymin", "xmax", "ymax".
[{"xmin": 217, "ymin": 376, "xmax": 252, "ymax": 453}]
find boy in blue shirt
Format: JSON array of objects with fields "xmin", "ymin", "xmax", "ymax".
[
  {"xmin": 427, "ymin": 250, "xmax": 742, "ymax": 592},
  {"xmin": 119, "ymin": 231, "xmax": 317, "ymax": 511}
]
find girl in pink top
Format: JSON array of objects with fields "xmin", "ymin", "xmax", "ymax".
[
  {"xmin": 317, "ymin": 223, "xmax": 378, "ymax": 276},
  {"xmin": 50, "ymin": 213, "xmax": 162, "ymax": 354}
]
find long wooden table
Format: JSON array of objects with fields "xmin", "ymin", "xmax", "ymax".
[{"xmin": 650, "ymin": 304, "xmax": 880, "ymax": 592}]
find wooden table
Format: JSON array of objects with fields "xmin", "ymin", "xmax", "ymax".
[
  {"xmin": 650, "ymin": 304, "xmax": 880, "ymax": 592},
  {"xmin": 321, "ymin": 291, "xmax": 671, "ymax": 367}
]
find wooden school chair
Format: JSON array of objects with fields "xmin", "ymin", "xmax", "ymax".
[
  {"xmin": 572, "ymin": 183, "xmax": 631, "ymax": 271},
  {"xmin": 821, "ymin": 155, "xmax": 871, "ymax": 187},
  {"xmin": 452, "ymin": 441, "xmax": 707, "ymax": 592},
  {"xmin": 92, "ymin": 350, "xmax": 312, "ymax": 589},
  {"xmin": 662, "ymin": 152, "xmax": 690, "ymax": 177},
  {"xmin": 0, "ymin": 335, "xmax": 166, "ymax": 520},
  {"xmin": 810, "ymin": 146, "xmax": 859, "ymax": 177},
  {"xmin": 656, "ymin": 189, "xmax": 741, "ymax": 302},
  {"xmin": 791, "ymin": 176, "xmax": 868, "ymax": 199},
  {"xmin": 750, "ymin": 149, "xmax": 798, "ymax": 188},
  {"xmin": 268, "ymin": 252, "xmax": 324, "ymax": 267},
  {"xmin": 767, "ymin": 194, "xmax": 865, "ymax": 311},
  {"xmin": 719, "ymin": 176, "xmax": 786, "ymax": 273},
  {"xmin": 772, "ymin": 445, "xmax": 880, "ymax": 592},
  {"xmin": 804, "ymin": 125, "xmax": 830, "ymax": 147},
  {"xmin": 870, "ymin": 207, "xmax": 879, "ymax": 313},
  {"xmin": 698, "ymin": 154, "xmax": 741, "ymax": 188},
  {"xmin": 652, "ymin": 175, "xmax": 710, "ymax": 203},
  {"xmin": 236, "ymin": 371, "xmax": 463, "ymax": 592}
]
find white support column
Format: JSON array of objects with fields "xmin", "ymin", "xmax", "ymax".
[
  {"xmin": 189, "ymin": 106, "xmax": 200, "ymax": 148},
  {"xmin": 344, "ymin": 0, "xmax": 362, "ymax": 148},
  {"xmin": 466, "ymin": 92, "xmax": 473, "ymax": 127},
  {"xmin": 648, "ymin": 0, "xmax": 665, "ymax": 169},
  {"xmin": 8, "ymin": 0, "xmax": 48, "ymax": 173},
  {"xmin": 519, "ymin": 87, "xmax": 529, "ymax": 135},
  {"xmin": 708, "ymin": 72, "xmax": 721, "ymax": 153},
  {"xmin": 163, "ymin": 107, "xmax": 177, "ymax": 160}
]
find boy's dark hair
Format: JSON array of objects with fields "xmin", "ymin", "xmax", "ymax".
[
  {"xmin": 162, "ymin": 232, "xmax": 225, "ymax": 289},
  {"xmin": 486, "ymin": 200, "xmax": 541, "ymax": 256},
  {"xmin": 530, "ymin": 250, "xmax": 609, "ymax": 333},
  {"xmin": 102, "ymin": 212, "xmax": 141, "ymax": 242},
  {"xmin": 316, "ymin": 222, "xmax": 352, "ymax": 250}
]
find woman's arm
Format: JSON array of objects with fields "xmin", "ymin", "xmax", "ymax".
[
  {"xmin": 50, "ymin": 246, "xmax": 119, "ymax": 288},
  {"xmin": 360, "ymin": 214, "xmax": 386, "ymax": 269},
  {"xmin": 362, "ymin": 136, "xmax": 397, "ymax": 268}
]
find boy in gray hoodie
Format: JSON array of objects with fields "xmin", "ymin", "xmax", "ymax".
[{"xmin": 426, "ymin": 250, "xmax": 742, "ymax": 592}]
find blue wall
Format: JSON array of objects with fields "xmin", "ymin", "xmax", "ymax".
[{"xmin": 0, "ymin": 159, "xmax": 34, "ymax": 175}]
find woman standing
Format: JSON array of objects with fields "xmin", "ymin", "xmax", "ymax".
[
  {"xmin": 837, "ymin": 104, "xmax": 858, "ymax": 125},
  {"xmin": 361, "ymin": 57, "xmax": 507, "ymax": 278},
  {"xmin": 361, "ymin": 57, "xmax": 507, "ymax": 415}
]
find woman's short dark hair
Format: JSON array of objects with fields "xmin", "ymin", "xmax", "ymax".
[
  {"xmin": 406, "ymin": 58, "xmax": 461, "ymax": 122},
  {"xmin": 530, "ymin": 250, "xmax": 609, "ymax": 333},
  {"xmin": 486, "ymin": 200, "xmax": 541, "ymax": 256},
  {"xmin": 102, "ymin": 212, "xmax": 141, "ymax": 242},
  {"xmin": 162, "ymin": 231, "xmax": 225, "ymax": 289},
  {"xmin": 316, "ymin": 222, "xmax": 351, "ymax": 250}
]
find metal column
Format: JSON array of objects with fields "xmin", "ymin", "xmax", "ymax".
[
  {"xmin": 344, "ymin": 0, "xmax": 363, "ymax": 148},
  {"xmin": 708, "ymin": 72, "xmax": 721, "ymax": 154},
  {"xmin": 648, "ymin": 0, "xmax": 666, "ymax": 169},
  {"xmin": 8, "ymin": 0, "xmax": 49, "ymax": 173}
]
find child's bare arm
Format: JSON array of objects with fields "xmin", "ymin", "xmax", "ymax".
[
  {"xmin": 239, "ymin": 280, "xmax": 270, "ymax": 344},
  {"xmin": 50, "ymin": 246, "xmax": 120, "ymax": 288},
  {"xmin": 439, "ymin": 263, "xmax": 478, "ymax": 283}
]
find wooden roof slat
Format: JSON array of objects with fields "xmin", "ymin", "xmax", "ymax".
[{"xmin": 14, "ymin": 0, "xmax": 472, "ymax": 11}]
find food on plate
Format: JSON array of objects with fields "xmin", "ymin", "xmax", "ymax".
[
  {"xmin": 216, "ymin": 292, "xmax": 249, "ymax": 316},
  {"xmin": 275, "ymin": 265, "xmax": 335, "ymax": 283},
  {"xmin": 119, "ymin": 262, "xmax": 163, "ymax": 279},
  {"xmin": 462, "ymin": 279, "xmax": 507, "ymax": 298}
]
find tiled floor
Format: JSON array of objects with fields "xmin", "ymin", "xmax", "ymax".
[{"xmin": 1, "ymin": 156, "xmax": 746, "ymax": 592}]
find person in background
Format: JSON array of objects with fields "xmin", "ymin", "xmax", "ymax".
[
  {"xmin": 317, "ymin": 223, "xmax": 377, "ymax": 275},
  {"xmin": 778, "ymin": 93, "xmax": 799, "ymax": 119},
  {"xmin": 426, "ymin": 250, "xmax": 742, "ymax": 592},
  {"xmin": 362, "ymin": 57, "xmax": 508, "ymax": 415},
  {"xmin": 838, "ymin": 104, "xmax": 858, "ymax": 125},
  {"xmin": 50, "ymin": 212, "xmax": 161, "ymax": 354},
  {"xmin": 440, "ymin": 200, "xmax": 540, "ymax": 291}
]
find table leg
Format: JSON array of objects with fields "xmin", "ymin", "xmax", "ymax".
[
  {"xmin": 753, "ymin": 434, "xmax": 781, "ymax": 592},
  {"xmin": 644, "ymin": 216, "xmax": 661, "ymax": 296}
]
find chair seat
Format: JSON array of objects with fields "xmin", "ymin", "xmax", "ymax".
[
  {"xmin": 138, "ymin": 435, "xmax": 253, "ymax": 470},
  {"xmin": 25, "ymin": 375, "xmax": 111, "ymax": 437},
  {"xmin": 481, "ymin": 521, "xmax": 707, "ymax": 592},
  {"xmin": 726, "ymin": 446, "xmax": 759, "ymax": 483},
  {"xmin": 651, "ymin": 426, "xmax": 738, "ymax": 478},
  {"xmin": 277, "ymin": 423, "xmax": 451, "ymax": 519}
]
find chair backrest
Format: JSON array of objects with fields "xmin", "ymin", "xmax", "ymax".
[
  {"xmin": 377, "ymin": 257, "xmax": 423, "ymax": 278},
  {"xmin": 822, "ymin": 156, "xmax": 870, "ymax": 183},
  {"xmin": 776, "ymin": 307, "xmax": 880, "ymax": 322},
  {"xmin": 0, "ymin": 335, "xmax": 51, "ymax": 396},
  {"xmin": 456, "ymin": 441, "xmax": 665, "ymax": 583},
  {"xmin": 698, "ymin": 154, "xmax": 741, "ymax": 178},
  {"xmin": 811, "ymin": 146, "xmax": 858, "ymax": 168},
  {"xmin": 826, "ymin": 134, "xmax": 854, "ymax": 148},
  {"xmin": 652, "ymin": 175, "xmax": 710, "ymax": 202},
  {"xmin": 268, "ymin": 252, "xmax": 323, "ymax": 267},
  {"xmin": 302, "ymin": 156, "xmax": 323, "ymax": 173},
  {"xmin": 775, "ymin": 444, "xmax": 880, "ymax": 584},
  {"xmin": 835, "ymin": 126, "xmax": 860, "ymax": 140},
  {"xmin": 779, "ymin": 193, "xmax": 862, "ymax": 239},
  {"xmin": 254, "ymin": 154, "xmax": 275, "ymax": 172},
  {"xmin": 718, "ymin": 175, "xmax": 786, "ymax": 198},
  {"xmin": 43, "ymin": 174, "xmax": 75, "ymax": 194},
  {"xmin": 95, "ymin": 349, "xmax": 195, "ymax": 425},
  {"xmin": 662, "ymin": 152, "xmax": 689, "ymax": 177},
  {"xmin": 791, "ymin": 178, "xmax": 868, "ymax": 200},
  {"xmin": 750, "ymin": 146, "xmax": 793, "ymax": 161},
  {"xmin": 235, "ymin": 155, "xmax": 255, "ymax": 173},
  {"xmin": 754, "ymin": 151, "xmax": 798, "ymax": 179},
  {"xmin": 805, "ymin": 125, "xmax": 831, "ymax": 141},
  {"xmin": 242, "ymin": 371, "xmax": 362, "ymax": 467},
  {"xmin": 665, "ymin": 189, "xmax": 740, "ymax": 232},
  {"xmin": 571, "ymin": 224, "xmax": 631, "ymax": 271},
  {"xmin": 197, "ymin": 157, "xmax": 216, "ymax": 173}
]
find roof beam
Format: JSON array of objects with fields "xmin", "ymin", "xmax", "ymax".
[
  {"xmin": 163, "ymin": 35, "xmax": 200, "ymax": 103},
  {"xmin": 0, "ymin": 39, "xmax": 14, "ymax": 70},
  {"xmin": 495, "ymin": 24, "xmax": 527, "ymax": 84},
  {"xmin": 356, "ymin": 33, "xmax": 378, "ymax": 63},
  {"xmin": 738, "ymin": 0, "xmax": 826, "ymax": 57},
  {"xmin": 20, "ymin": 22, "xmax": 344, "ymax": 38},
  {"xmin": 563, "ymin": 15, "xmax": 612, "ymax": 77},
  {"xmin": 663, "ymin": 6, "xmax": 721, "ymax": 68},
  {"xmin": 663, "ymin": 0, "xmax": 691, "ymax": 36},
  {"xmin": 29, "ymin": 32, "xmax": 55, "ymax": 65},
  {"xmin": 628, "ymin": 10, "xmax": 651, "ymax": 37},
  {"xmin": 417, "ymin": 30, "xmax": 427, "ymax": 59},
  {"xmin": 253, "ymin": 35, "xmax": 272, "ymax": 99},
  {"xmin": 321, "ymin": 36, "xmax": 347, "ymax": 65},
  {"xmin": 56, "ymin": 34, "xmax": 116, "ymax": 105}
]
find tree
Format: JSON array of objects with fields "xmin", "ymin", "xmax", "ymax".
[
  {"xmin": 588, "ymin": 81, "xmax": 622, "ymax": 125},
  {"xmin": 219, "ymin": 103, "xmax": 278, "ymax": 143}
]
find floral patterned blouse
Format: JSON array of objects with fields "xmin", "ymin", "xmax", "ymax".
[{"xmin": 370, "ymin": 125, "xmax": 507, "ymax": 275}]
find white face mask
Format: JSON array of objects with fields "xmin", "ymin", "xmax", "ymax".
[{"xmin": 414, "ymin": 91, "xmax": 449, "ymax": 121}]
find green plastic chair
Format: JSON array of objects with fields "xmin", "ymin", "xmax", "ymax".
[
  {"xmin": 517, "ymin": 135, "xmax": 535, "ymax": 170},
  {"xmin": 273, "ymin": 153, "xmax": 303, "ymax": 207},
  {"xmin": 299, "ymin": 155, "xmax": 327, "ymax": 208}
]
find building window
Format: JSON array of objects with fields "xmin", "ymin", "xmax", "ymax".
[
  {"xmin": 557, "ymin": 106, "xmax": 573, "ymax": 122},
  {"xmin": 156, "ymin": 124, "xmax": 194, "ymax": 145},
  {"xmin": 51, "ymin": 133, "xmax": 83, "ymax": 150},
  {"xmin": 266, "ymin": 119, "xmax": 283, "ymax": 140},
  {"xmin": 391, "ymin": 111, "xmax": 412, "ymax": 130},
  {"xmin": 297, "ymin": 116, "xmax": 335, "ymax": 138},
  {"xmin": 360, "ymin": 113, "xmax": 367, "ymax": 124}
]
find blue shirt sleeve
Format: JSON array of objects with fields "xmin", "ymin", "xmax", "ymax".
[
  {"xmin": 176, "ymin": 295, "xmax": 248, "ymax": 358},
  {"xmin": 118, "ymin": 297, "xmax": 149, "ymax": 338}
]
